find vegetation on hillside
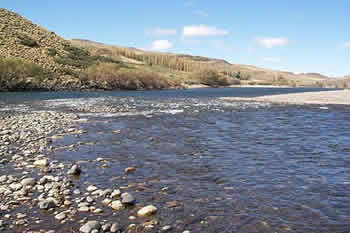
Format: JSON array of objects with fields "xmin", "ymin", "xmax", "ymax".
[
  {"xmin": 0, "ymin": 57, "xmax": 49, "ymax": 91},
  {"xmin": 78, "ymin": 62, "xmax": 174, "ymax": 90}
]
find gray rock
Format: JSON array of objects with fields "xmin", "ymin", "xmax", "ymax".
[
  {"xmin": 39, "ymin": 198, "xmax": 56, "ymax": 209},
  {"xmin": 67, "ymin": 164, "xmax": 81, "ymax": 175},
  {"xmin": 80, "ymin": 220, "xmax": 101, "ymax": 233},
  {"xmin": 121, "ymin": 193, "xmax": 135, "ymax": 204},
  {"xmin": 110, "ymin": 223, "xmax": 122, "ymax": 233},
  {"xmin": 21, "ymin": 178, "xmax": 36, "ymax": 187},
  {"xmin": 101, "ymin": 223, "xmax": 111, "ymax": 232}
]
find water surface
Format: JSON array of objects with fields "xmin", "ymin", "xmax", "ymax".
[{"xmin": 1, "ymin": 88, "xmax": 349, "ymax": 233}]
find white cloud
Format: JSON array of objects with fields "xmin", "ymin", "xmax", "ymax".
[
  {"xmin": 145, "ymin": 28, "xmax": 177, "ymax": 36},
  {"xmin": 194, "ymin": 10, "xmax": 208, "ymax": 17},
  {"xmin": 150, "ymin": 40, "xmax": 173, "ymax": 51},
  {"xmin": 262, "ymin": 57, "xmax": 281, "ymax": 63},
  {"xmin": 343, "ymin": 41, "xmax": 350, "ymax": 48},
  {"xmin": 256, "ymin": 37, "xmax": 289, "ymax": 48},
  {"xmin": 183, "ymin": 25, "xmax": 229, "ymax": 37}
]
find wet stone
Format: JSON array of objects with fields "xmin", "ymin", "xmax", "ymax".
[
  {"xmin": 111, "ymin": 200, "xmax": 123, "ymax": 210},
  {"xmin": 67, "ymin": 164, "xmax": 81, "ymax": 175},
  {"xmin": 121, "ymin": 193, "xmax": 135, "ymax": 204},
  {"xmin": 137, "ymin": 205, "xmax": 158, "ymax": 217},
  {"xmin": 110, "ymin": 223, "xmax": 122, "ymax": 233},
  {"xmin": 86, "ymin": 185, "xmax": 98, "ymax": 192},
  {"xmin": 39, "ymin": 198, "xmax": 56, "ymax": 209}
]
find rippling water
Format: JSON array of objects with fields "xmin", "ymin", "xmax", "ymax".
[{"xmin": 1, "ymin": 88, "xmax": 349, "ymax": 233}]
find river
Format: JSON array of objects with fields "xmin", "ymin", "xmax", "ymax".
[{"xmin": 0, "ymin": 87, "xmax": 349, "ymax": 233}]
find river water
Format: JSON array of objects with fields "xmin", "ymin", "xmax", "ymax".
[{"xmin": 0, "ymin": 88, "xmax": 349, "ymax": 233}]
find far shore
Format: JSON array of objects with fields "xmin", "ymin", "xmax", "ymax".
[
  {"xmin": 219, "ymin": 89, "xmax": 350, "ymax": 105},
  {"xmin": 184, "ymin": 84, "xmax": 294, "ymax": 89}
]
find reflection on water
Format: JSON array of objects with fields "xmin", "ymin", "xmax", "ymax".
[{"xmin": 1, "ymin": 88, "xmax": 349, "ymax": 232}]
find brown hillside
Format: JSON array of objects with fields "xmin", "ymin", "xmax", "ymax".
[{"xmin": 0, "ymin": 8, "xmax": 80, "ymax": 75}]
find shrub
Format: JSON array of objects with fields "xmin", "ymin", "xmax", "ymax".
[
  {"xmin": 55, "ymin": 43, "xmax": 120, "ymax": 68},
  {"xmin": 195, "ymin": 69, "xmax": 239, "ymax": 87},
  {"xmin": 48, "ymin": 48, "xmax": 57, "ymax": 57},
  {"xmin": 79, "ymin": 63, "xmax": 172, "ymax": 90},
  {"xmin": 17, "ymin": 33, "xmax": 39, "ymax": 48},
  {"xmin": 0, "ymin": 57, "xmax": 48, "ymax": 91}
]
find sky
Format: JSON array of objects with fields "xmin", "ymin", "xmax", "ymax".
[{"xmin": 2, "ymin": 0, "xmax": 349, "ymax": 77}]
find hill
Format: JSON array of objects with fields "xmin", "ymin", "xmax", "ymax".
[
  {"xmin": 70, "ymin": 39, "xmax": 330, "ymax": 87},
  {"xmin": 0, "ymin": 8, "xmax": 333, "ymax": 91}
]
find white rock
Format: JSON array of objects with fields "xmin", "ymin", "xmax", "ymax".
[
  {"xmin": 34, "ymin": 159, "xmax": 48, "ymax": 167},
  {"xmin": 55, "ymin": 212, "xmax": 66, "ymax": 221},
  {"xmin": 86, "ymin": 185, "xmax": 98, "ymax": 192},
  {"xmin": 111, "ymin": 200, "xmax": 123, "ymax": 211},
  {"xmin": 137, "ymin": 205, "xmax": 157, "ymax": 217},
  {"xmin": 80, "ymin": 221, "xmax": 100, "ymax": 233}
]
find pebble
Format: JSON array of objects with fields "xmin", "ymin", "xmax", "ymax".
[
  {"xmin": 111, "ymin": 200, "xmax": 123, "ymax": 210},
  {"xmin": 55, "ymin": 212, "xmax": 66, "ymax": 221},
  {"xmin": 137, "ymin": 205, "xmax": 158, "ymax": 217},
  {"xmin": 34, "ymin": 159, "xmax": 48, "ymax": 167},
  {"xmin": 39, "ymin": 198, "xmax": 56, "ymax": 209},
  {"xmin": 110, "ymin": 223, "xmax": 120, "ymax": 233},
  {"xmin": 67, "ymin": 164, "xmax": 81, "ymax": 175},
  {"xmin": 121, "ymin": 193, "xmax": 135, "ymax": 204},
  {"xmin": 124, "ymin": 167, "xmax": 136, "ymax": 173},
  {"xmin": 80, "ymin": 220, "xmax": 101, "ymax": 233},
  {"xmin": 86, "ymin": 185, "xmax": 98, "ymax": 192},
  {"xmin": 21, "ymin": 177, "xmax": 36, "ymax": 187},
  {"xmin": 162, "ymin": 225, "xmax": 172, "ymax": 232}
]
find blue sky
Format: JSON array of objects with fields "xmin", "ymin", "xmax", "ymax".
[{"xmin": 2, "ymin": 0, "xmax": 349, "ymax": 76}]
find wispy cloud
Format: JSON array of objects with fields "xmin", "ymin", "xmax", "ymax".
[
  {"xmin": 194, "ymin": 10, "xmax": 208, "ymax": 17},
  {"xmin": 145, "ymin": 28, "xmax": 177, "ymax": 36},
  {"xmin": 183, "ymin": 25, "xmax": 229, "ymax": 37},
  {"xmin": 150, "ymin": 40, "xmax": 173, "ymax": 51},
  {"xmin": 262, "ymin": 57, "xmax": 281, "ymax": 63},
  {"xmin": 256, "ymin": 37, "xmax": 289, "ymax": 48},
  {"xmin": 343, "ymin": 41, "xmax": 350, "ymax": 48}
]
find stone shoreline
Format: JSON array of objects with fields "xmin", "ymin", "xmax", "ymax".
[
  {"xmin": 219, "ymin": 90, "xmax": 350, "ymax": 106},
  {"xmin": 0, "ymin": 111, "xmax": 169, "ymax": 233}
]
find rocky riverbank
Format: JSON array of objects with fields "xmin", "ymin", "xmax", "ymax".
[
  {"xmin": 0, "ymin": 111, "xmax": 175, "ymax": 233},
  {"xmin": 219, "ymin": 89, "xmax": 350, "ymax": 106}
]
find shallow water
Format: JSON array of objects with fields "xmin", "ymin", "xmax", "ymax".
[{"xmin": 1, "ymin": 88, "xmax": 349, "ymax": 233}]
